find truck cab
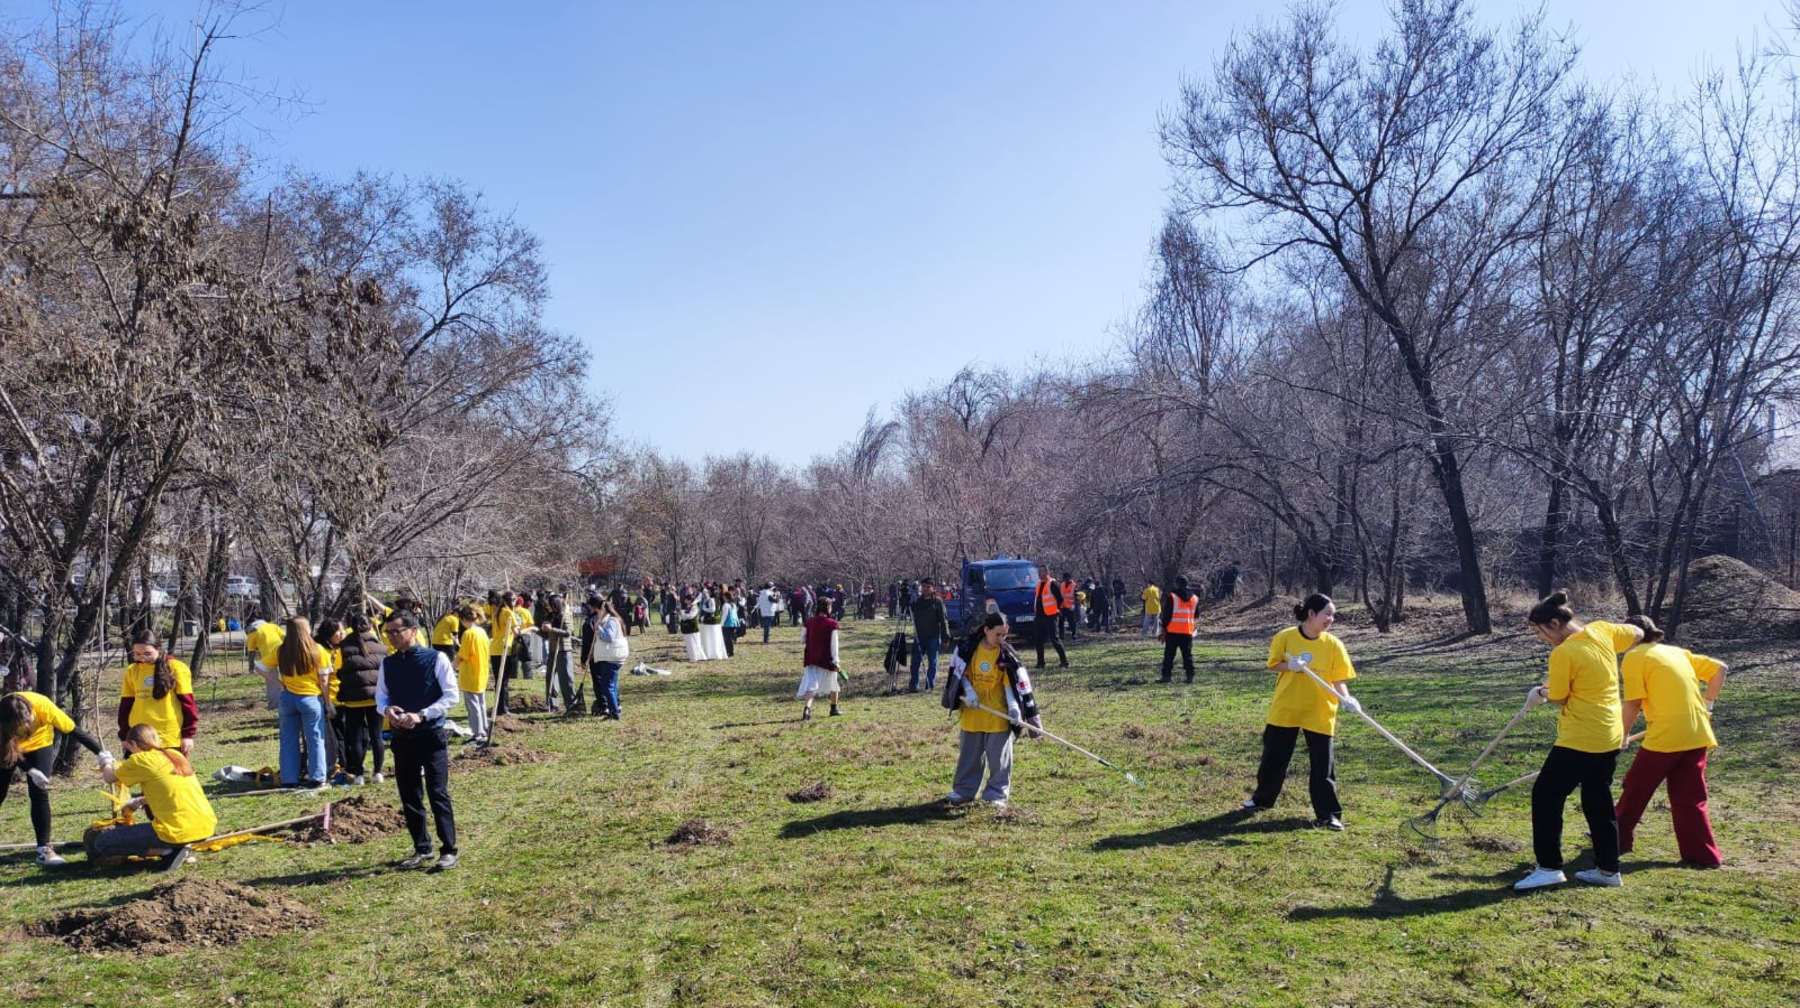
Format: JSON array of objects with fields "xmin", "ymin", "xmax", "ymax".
[{"xmin": 944, "ymin": 557, "xmax": 1041, "ymax": 636}]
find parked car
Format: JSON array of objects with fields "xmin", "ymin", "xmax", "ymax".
[{"xmin": 224, "ymin": 576, "xmax": 259, "ymax": 599}]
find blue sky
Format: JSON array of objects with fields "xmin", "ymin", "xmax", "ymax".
[{"xmin": 118, "ymin": 0, "xmax": 1789, "ymax": 464}]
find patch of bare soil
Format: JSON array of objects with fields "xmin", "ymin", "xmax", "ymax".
[
  {"xmin": 992, "ymin": 804, "xmax": 1035, "ymax": 824},
  {"xmin": 453, "ymin": 744, "xmax": 560, "ymax": 767},
  {"xmin": 488, "ymin": 714, "xmax": 537, "ymax": 735},
  {"xmin": 291, "ymin": 794, "xmax": 405, "ymax": 844},
  {"xmin": 505, "ymin": 694, "xmax": 550, "ymax": 714},
  {"xmin": 28, "ymin": 878, "xmax": 322, "ymax": 955},
  {"xmin": 1465, "ymin": 835, "xmax": 1525, "ymax": 853},
  {"xmin": 664, "ymin": 818, "xmax": 731, "ymax": 849},
  {"xmin": 786, "ymin": 781, "xmax": 835, "ymax": 803}
]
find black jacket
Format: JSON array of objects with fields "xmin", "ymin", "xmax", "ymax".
[{"xmin": 336, "ymin": 631, "xmax": 388, "ymax": 706}]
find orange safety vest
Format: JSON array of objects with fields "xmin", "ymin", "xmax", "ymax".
[
  {"xmin": 1166, "ymin": 594, "xmax": 1198, "ymax": 635},
  {"xmin": 1037, "ymin": 580, "xmax": 1060, "ymax": 616},
  {"xmin": 1060, "ymin": 581, "xmax": 1077, "ymax": 607}
]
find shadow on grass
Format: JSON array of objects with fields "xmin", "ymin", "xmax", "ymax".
[
  {"xmin": 237, "ymin": 865, "xmax": 398, "ymax": 887},
  {"xmin": 779, "ymin": 801, "xmax": 966, "ymax": 838},
  {"xmin": 1092, "ymin": 809, "xmax": 1315, "ymax": 850},
  {"xmin": 1286, "ymin": 865, "xmax": 1518, "ymax": 921},
  {"xmin": 710, "ymin": 718, "xmax": 805, "ymax": 730}
]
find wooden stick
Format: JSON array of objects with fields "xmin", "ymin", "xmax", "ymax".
[{"xmin": 196, "ymin": 802, "xmax": 332, "ymax": 846}]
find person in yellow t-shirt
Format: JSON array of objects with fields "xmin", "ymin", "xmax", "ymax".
[
  {"xmin": 246, "ymin": 618, "xmax": 286, "ymax": 710},
  {"xmin": 265, "ymin": 617, "xmax": 331, "ymax": 788},
  {"xmin": 118, "ymin": 630, "xmax": 197, "ymax": 756},
  {"xmin": 1, "ymin": 691, "xmax": 110, "ymax": 866},
  {"xmin": 943, "ymin": 614, "xmax": 1043, "ymax": 808},
  {"xmin": 1139, "ymin": 583, "xmax": 1161, "ymax": 636},
  {"xmin": 431, "ymin": 608, "xmax": 462, "ymax": 662},
  {"xmin": 1514, "ymin": 591, "xmax": 1643, "ymax": 891},
  {"xmin": 1614, "ymin": 615, "xmax": 1726, "ymax": 868},
  {"xmin": 454, "ymin": 606, "xmax": 493, "ymax": 742},
  {"xmin": 97, "ymin": 724, "xmax": 217, "ymax": 870},
  {"xmin": 1244, "ymin": 594, "xmax": 1358, "ymax": 831}
]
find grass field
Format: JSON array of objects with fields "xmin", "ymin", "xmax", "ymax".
[{"xmin": 2, "ymin": 604, "xmax": 1797, "ymax": 1007}]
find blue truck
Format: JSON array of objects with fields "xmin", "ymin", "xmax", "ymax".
[{"xmin": 943, "ymin": 556, "xmax": 1042, "ymax": 636}]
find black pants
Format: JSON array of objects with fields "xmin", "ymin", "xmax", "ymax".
[
  {"xmin": 1531, "ymin": 745, "xmax": 1620, "ymax": 872},
  {"xmin": 434, "ymin": 643, "xmax": 458, "ymax": 664},
  {"xmin": 390, "ymin": 726, "xmax": 456, "ymax": 855},
  {"xmin": 722, "ymin": 628, "xmax": 736, "ymax": 657},
  {"xmin": 0, "ymin": 747, "xmax": 56, "ymax": 845},
  {"xmin": 339, "ymin": 705, "xmax": 385, "ymax": 777},
  {"xmin": 1033, "ymin": 617, "xmax": 1067, "ymax": 668},
  {"xmin": 1160, "ymin": 634, "xmax": 1194, "ymax": 680},
  {"xmin": 1251, "ymin": 724, "xmax": 1340, "ymax": 820}
]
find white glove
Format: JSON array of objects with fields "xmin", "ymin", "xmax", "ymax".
[
  {"xmin": 97, "ymin": 749, "xmax": 116, "ymax": 767},
  {"xmin": 1525, "ymin": 686, "xmax": 1549, "ymax": 710},
  {"xmin": 1705, "ymin": 700, "xmax": 1715, "ymax": 714},
  {"xmin": 1282, "ymin": 655, "xmax": 1307, "ymax": 672},
  {"xmin": 959, "ymin": 678, "xmax": 979, "ymax": 709},
  {"xmin": 1338, "ymin": 694, "xmax": 1361, "ymax": 715},
  {"xmin": 25, "ymin": 768, "xmax": 50, "ymax": 789}
]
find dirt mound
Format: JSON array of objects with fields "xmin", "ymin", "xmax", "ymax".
[
  {"xmin": 664, "ymin": 818, "xmax": 731, "ymax": 849},
  {"xmin": 488, "ymin": 714, "xmax": 537, "ymax": 736},
  {"xmin": 454, "ymin": 743, "xmax": 559, "ymax": 767},
  {"xmin": 1465, "ymin": 835, "xmax": 1524, "ymax": 853},
  {"xmin": 291, "ymin": 794, "xmax": 405, "ymax": 844},
  {"xmin": 992, "ymin": 804, "xmax": 1035, "ymax": 824},
  {"xmin": 505, "ymin": 694, "xmax": 549, "ymax": 714},
  {"xmin": 1674, "ymin": 555, "xmax": 1800, "ymax": 641},
  {"xmin": 28, "ymin": 878, "xmax": 321, "ymax": 955},
  {"xmin": 786, "ymin": 781, "xmax": 835, "ymax": 803}
]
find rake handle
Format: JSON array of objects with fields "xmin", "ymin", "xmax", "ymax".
[
  {"xmin": 969, "ymin": 702, "xmax": 1116, "ymax": 767},
  {"xmin": 196, "ymin": 802, "xmax": 332, "ymax": 846},
  {"xmin": 1297, "ymin": 665, "xmax": 1457, "ymax": 787}
]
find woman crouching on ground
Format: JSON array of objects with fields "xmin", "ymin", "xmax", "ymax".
[
  {"xmin": 1244, "ymin": 593, "xmax": 1359, "ymax": 831},
  {"xmin": 1516, "ymin": 590, "xmax": 1641, "ymax": 891},
  {"xmin": 942, "ymin": 613, "xmax": 1042, "ymax": 811},
  {"xmin": 1615, "ymin": 614, "xmax": 1726, "ymax": 869},
  {"xmin": 96, "ymin": 724, "xmax": 217, "ymax": 871}
]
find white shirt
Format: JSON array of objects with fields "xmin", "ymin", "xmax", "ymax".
[{"xmin": 757, "ymin": 589, "xmax": 778, "ymax": 617}]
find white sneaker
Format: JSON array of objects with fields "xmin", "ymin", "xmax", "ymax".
[
  {"xmin": 1574, "ymin": 868, "xmax": 1622, "ymax": 888},
  {"xmin": 351, "ymin": 775, "xmax": 366, "ymax": 786},
  {"xmin": 990, "ymin": 800, "xmax": 1008, "ymax": 812},
  {"xmin": 1514, "ymin": 866, "xmax": 1567, "ymax": 890},
  {"xmin": 35, "ymin": 848, "xmax": 65, "ymax": 867},
  {"xmin": 372, "ymin": 772, "xmax": 385, "ymax": 784}
]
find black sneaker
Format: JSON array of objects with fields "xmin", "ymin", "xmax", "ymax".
[
  {"xmin": 396, "ymin": 852, "xmax": 434, "ymax": 870},
  {"xmin": 1318, "ymin": 815, "xmax": 1345, "ymax": 832},
  {"xmin": 160, "ymin": 846, "xmax": 194, "ymax": 873},
  {"xmin": 801, "ymin": 707, "xmax": 812, "ymax": 721},
  {"xmin": 433, "ymin": 852, "xmax": 460, "ymax": 871},
  {"xmin": 829, "ymin": 706, "xmax": 841, "ymax": 717}
]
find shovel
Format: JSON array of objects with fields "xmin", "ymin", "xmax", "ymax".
[{"xmin": 197, "ymin": 802, "xmax": 334, "ymax": 846}]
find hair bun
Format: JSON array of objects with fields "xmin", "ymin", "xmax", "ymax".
[
  {"xmin": 1291, "ymin": 604, "xmax": 1309, "ymax": 622},
  {"xmin": 1548, "ymin": 590, "xmax": 1569, "ymax": 606}
]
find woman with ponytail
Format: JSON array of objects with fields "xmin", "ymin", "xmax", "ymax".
[
  {"xmin": 1, "ymin": 691, "xmax": 109, "ymax": 865},
  {"xmin": 119, "ymin": 630, "xmax": 198, "ymax": 756},
  {"xmin": 1244, "ymin": 593, "xmax": 1358, "ymax": 831},
  {"xmin": 1614, "ymin": 615, "xmax": 1726, "ymax": 868},
  {"xmin": 1515, "ymin": 590, "xmax": 1642, "ymax": 891},
  {"xmin": 97, "ymin": 724, "xmax": 217, "ymax": 870}
]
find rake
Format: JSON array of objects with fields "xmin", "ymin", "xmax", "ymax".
[
  {"xmin": 1401, "ymin": 693, "xmax": 1540, "ymax": 843},
  {"xmin": 969, "ymin": 701, "xmax": 1147, "ymax": 788},
  {"xmin": 1461, "ymin": 730, "xmax": 1649, "ymax": 813}
]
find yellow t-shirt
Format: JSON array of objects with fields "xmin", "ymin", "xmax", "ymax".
[
  {"xmin": 1622, "ymin": 642, "xmax": 1719, "ymax": 753},
  {"xmin": 431, "ymin": 614, "xmax": 462, "ymax": 648},
  {"xmin": 1265, "ymin": 627, "xmax": 1356, "ymax": 736},
  {"xmin": 121, "ymin": 659, "xmax": 194, "ymax": 745},
  {"xmin": 511, "ymin": 606, "xmax": 534, "ymax": 642},
  {"xmin": 254, "ymin": 624, "xmax": 287, "ymax": 671},
  {"xmin": 1547, "ymin": 620, "xmax": 1636, "ymax": 753},
  {"xmin": 15, "ymin": 691, "xmax": 75, "ymax": 753},
  {"xmin": 279, "ymin": 645, "xmax": 326, "ymax": 697},
  {"xmin": 1141, "ymin": 586, "xmax": 1161, "ymax": 616},
  {"xmin": 490, "ymin": 607, "xmax": 518, "ymax": 653},
  {"xmin": 112, "ymin": 750, "xmax": 217, "ymax": 845},
  {"xmin": 959, "ymin": 644, "xmax": 1013, "ymax": 734},
  {"xmin": 457, "ymin": 625, "xmax": 492, "ymax": 693},
  {"xmin": 325, "ymin": 647, "xmax": 343, "ymax": 704}
]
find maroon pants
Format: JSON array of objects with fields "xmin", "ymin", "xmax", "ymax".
[{"xmin": 1614, "ymin": 746, "xmax": 1721, "ymax": 868}]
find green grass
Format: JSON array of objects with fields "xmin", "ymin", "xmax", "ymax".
[{"xmin": 2, "ymin": 615, "xmax": 1797, "ymax": 1007}]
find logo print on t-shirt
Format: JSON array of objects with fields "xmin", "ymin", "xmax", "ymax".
[{"xmin": 979, "ymin": 663, "xmax": 991, "ymax": 672}]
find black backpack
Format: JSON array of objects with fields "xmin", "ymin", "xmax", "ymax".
[{"xmin": 882, "ymin": 632, "xmax": 908, "ymax": 675}]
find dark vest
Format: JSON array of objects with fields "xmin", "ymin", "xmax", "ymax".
[
  {"xmin": 337, "ymin": 632, "xmax": 388, "ymax": 706},
  {"xmin": 382, "ymin": 645, "xmax": 444, "ymax": 729}
]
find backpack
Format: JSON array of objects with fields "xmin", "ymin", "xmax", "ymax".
[{"xmin": 882, "ymin": 631, "xmax": 908, "ymax": 676}]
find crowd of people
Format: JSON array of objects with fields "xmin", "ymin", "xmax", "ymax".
[{"xmin": 0, "ymin": 570, "xmax": 1730, "ymax": 887}]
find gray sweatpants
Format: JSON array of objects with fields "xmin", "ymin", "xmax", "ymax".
[
  {"xmin": 464, "ymin": 689, "xmax": 488, "ymax": 740},
  {"xmin": 951, "ymin": 730, "xmax": 1014, "ymax": 803}
]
